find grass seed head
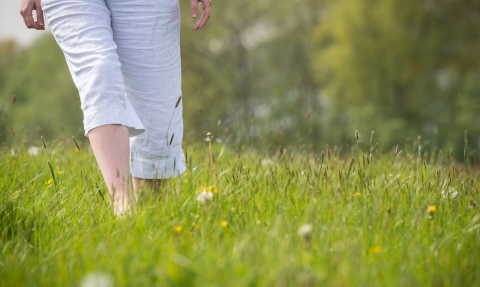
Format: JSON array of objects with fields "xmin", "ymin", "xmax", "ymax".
[
  {"xmin": 72, "ymin": 136, "xmax": 81, "ymax": 151},
  {"xmin": 175, "ymin": 95, "xmax": 182, "ymax": 108},
  {"xmin": 41, "ymin": 136, "xmax": 47, "ymax": 150}
]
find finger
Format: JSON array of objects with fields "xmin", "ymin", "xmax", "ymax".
[
  {"xmin": 24, "ymin": 12, "xmax": 37, "ymax": 29},
  {"xmin": 194, "ymin": 5, "xmax": 210, "ymax": 30},
  {"xmin": 35, "ymin": 0, "xmax": 45, "ymax": 27},
  {"xmin": 193, "ymin": 1, "xmax": 211, "ymax": 30},
  {"xmin": 19, "ymin": 9, "xmax": 28, "ymax": 26},
  {"xmin": 20, "ymin": 3, "xmax": 32, "ymax": 28},
  {"xmin": 190, "ymin": 0, "xmax": 198, "ymax": 18},
  {"xmin": 20, "ymin": 1, "xmax": 42, "ymax": 30}
]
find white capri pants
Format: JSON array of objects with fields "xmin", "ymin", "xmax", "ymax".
[{"xmin": 42, "ymin": 0, "xmax": 186, "ymax": 179}]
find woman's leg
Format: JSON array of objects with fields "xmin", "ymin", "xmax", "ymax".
[
  {"xmin": 108, "ymin": 0, "xmax": 187, "ymax": 190},
  {"xmin": 42, "ymin": 0, "xmax": 145, "ymax": 215},
  {"xmin": 132, "ymin": 178, "xmax": 163, "ymax": 195},
  {"xmin": 88, "ymin": 125, "xmax": 131, "ymax": 215}
]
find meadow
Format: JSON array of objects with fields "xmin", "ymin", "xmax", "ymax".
[{"xmin": 1, "ymin": 135, "xmax": 479, "ymax": 286}]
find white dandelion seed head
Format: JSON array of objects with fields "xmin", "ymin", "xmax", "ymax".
[
  {"xmin": 441, "ymin": 187, "xmax": 458, "ymax": 199},
  {"xmin": 298, "ymin": 224, "xmax": 313, "ymax": 237},
  {"xmin": 80, "ymin": 272, "xmax": 113, "ymax": 287},
  {"xmin": 196, "ymin": 191, "xmax": 213, "ymax": 203},
  {"xmin": 261, "ymin": 158, "xmax": 274, "ymax": 167},
  {"xmin": 441, "ymin": 180, "xmax": 458, "ymax": 199},
  {"xmin": 28, "ymin": 146, "xmax": 40, "ymax": 156}
]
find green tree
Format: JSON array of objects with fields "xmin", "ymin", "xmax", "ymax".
[
  {"xmin": 180, "ymin": 0, "xmax": 325, "ymax": 149},
  {"xmin": 0, "ymin": 35, "xmax": 81, "ymax": 143},
  {"xmin": 313, "ymin": 0, "xmax": 480, "ymax": 154},
  {"xmin": 0, "ymin": 40, "xmax": 19, "ymax": 143}
]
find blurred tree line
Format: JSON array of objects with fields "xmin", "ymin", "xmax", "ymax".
[
  {"xmin": 1, "ymin": 0, "xmax": 479, "ymax": 159},
  {"xmin": 314, "ymin": 0, "xmax": 480, "ymax": 159}
]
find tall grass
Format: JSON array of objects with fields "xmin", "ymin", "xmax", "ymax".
[{"xmin": 0, "ymin": 134, "xmax": 479, "ymax": 286}]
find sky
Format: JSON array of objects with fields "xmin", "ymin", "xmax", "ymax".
[{"xmin": 1, "ymin": 0, "xmax": 50, "ymax": 46}]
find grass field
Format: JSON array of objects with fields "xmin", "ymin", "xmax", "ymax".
[{"xmin": 1, "ymin": 136, "xmax": 479, "ymax": 286}]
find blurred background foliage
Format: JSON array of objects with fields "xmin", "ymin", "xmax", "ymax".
[{"xmin": 1, "ymin": 0, "xmax": 479, "ymax": 159}]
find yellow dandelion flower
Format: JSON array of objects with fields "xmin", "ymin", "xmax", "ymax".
[
  {"xmin": 353, "ymin": 192, "xmax": 360, "ymax": 197},
  {"xmin": 208, "ymin": 186, "xmax": 217, "ymax": 193},
  {"xmin": 427, "ymin": 206, "xmax": 437, "ymax": 214},
  {"xmin": 370, "ymin": 246, "xmax": 382, "ymax": 255},
  {"xmin": 46, "ymin": 179, "xmax": 53, "ymax": 185},
  {"xmin": 221, "ymin": 221, "xmax": 228, "ymax": 227},
  {"xmin": 56, "ymin": 171, "xmax": 63, "ymax": 175},
  {"xmin": 197, "ymin": 187, "xmax": 207, "ymax": 194},
  {"xmin": 174, "ymin": 226, "xmax": 182, "ymax": 233},
  {"xmin": 75, "ymin": 147, "xmax": 80, "ymax": 152}
]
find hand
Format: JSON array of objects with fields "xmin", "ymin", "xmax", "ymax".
[
  {"xmin": 20, "ymin": 0, "xmax": 45, "ymax": 30},
  {"xmin": 191, "ymin": 0, "xmax": 211, "ymax": 31}
]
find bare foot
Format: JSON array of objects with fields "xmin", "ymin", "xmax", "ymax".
[{"xmin": 113, "ymin": 195, "xmax": 130, "ymax": 216}]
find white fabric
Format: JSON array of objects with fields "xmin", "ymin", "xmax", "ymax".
[{"xmin": 42, "ymin": 0, "xmax": 186, "ymax": 179}]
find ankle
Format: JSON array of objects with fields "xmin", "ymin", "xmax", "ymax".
[{"xmin": 113, "ymin": 194, "xmax": 130, "ymax": 216}]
